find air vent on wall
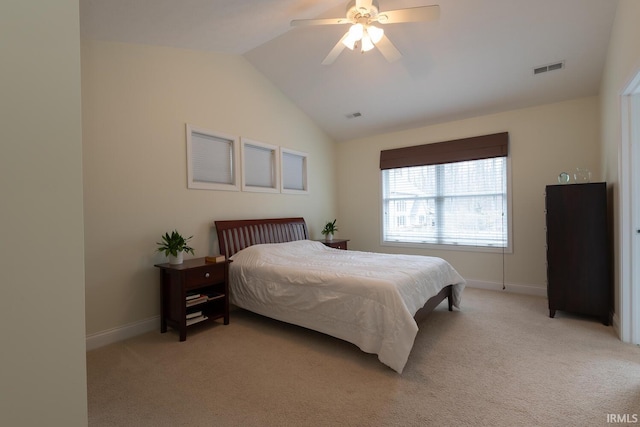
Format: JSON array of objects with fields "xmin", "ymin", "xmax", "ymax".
[
  {"xmin": 534, "ymin": 61, "xmax": 565, "ymax": 75},
  {"xmin": 345, "ymin": 112, "xmax": 362, "ymax": 119}
]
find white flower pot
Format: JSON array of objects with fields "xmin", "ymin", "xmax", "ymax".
[
  {"xmin": 169, "ymin": 251, "xmax": 184, "ymax": 265},
  {"xmin": 327, "ymin": 233, "xmax": 334, "ymax": 241}
]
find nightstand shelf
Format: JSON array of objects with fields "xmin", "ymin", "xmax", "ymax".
[{"xmin": 155, "ymin": 257, "xmax": 230, "ymax": 341}]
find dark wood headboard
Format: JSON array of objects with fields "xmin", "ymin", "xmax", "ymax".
[{"xmin": 214, "ymin": 217, "xmax": 309, "ymax": 258}]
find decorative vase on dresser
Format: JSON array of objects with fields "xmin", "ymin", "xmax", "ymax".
[{"xmin": 545, "ymin": 182, "xmax": 611, "ymax": 325}]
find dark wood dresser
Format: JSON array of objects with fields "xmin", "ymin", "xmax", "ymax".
[{"xmin": 545, "ymin": 182, "xmax": 611, "ymax": 325}]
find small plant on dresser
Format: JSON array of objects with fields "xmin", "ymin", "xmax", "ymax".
[
  {"xmin": 321, "ymin": 219, "xmax": 338, "ymax": 240},
  {"xmin": 156, "ymin": 230, "xmax": 194, "ymax": 264}
]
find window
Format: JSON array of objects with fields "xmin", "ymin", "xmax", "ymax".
[
  {"xmin": 241, "ymin": 138, "xmax": 279, "ymax": 193},
  {"xmin": 186, "ymin": 124, "xmax": 239, "ymax": 191},
  {"xmin": 281, "ymin": 148, "xmax": 308, "ymax": 194},
  {"xmin": 380, "ymin": 133, "xmax": 511, "ymax": 252}
]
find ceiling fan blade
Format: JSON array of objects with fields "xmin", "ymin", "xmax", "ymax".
[
  {"xmin": 322, "ymin": 33, "xmax": 349, "ymax": 65},
  {"xmin": 375, "ymin": 34, "xmax": 402, "ymax": 63},
  {"xmin": 291, "ymin": 18, "xmax": 350, "ymax": 27},
  {"xmin": 376, "ymin": 5, "xmax": 440, "ymax": 24}
]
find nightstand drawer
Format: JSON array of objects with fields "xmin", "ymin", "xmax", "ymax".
[{"xmin": 185, "ymin": 265, "xmax": 224, "ymax": 288}]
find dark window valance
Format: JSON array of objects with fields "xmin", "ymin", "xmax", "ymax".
[{"xmin": 379, "ymin": 132, "xmax": 509, "ymax": 170}]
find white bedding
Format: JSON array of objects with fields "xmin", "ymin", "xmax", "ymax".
[{"xmin": 229, "ymin": 240, "xmax": 465, "ymax": 373}]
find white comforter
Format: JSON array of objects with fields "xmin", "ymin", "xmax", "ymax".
[{"xmin": 229, "ymin": 240, "xmax": 465, "ymax": 373}]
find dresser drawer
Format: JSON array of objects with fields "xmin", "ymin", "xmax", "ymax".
[{"xmin": 184, "ymin": 264, "xmax": 225, "ymax": 289}]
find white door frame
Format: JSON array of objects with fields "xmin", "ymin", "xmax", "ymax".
[{"xmin": 619, "ymin": 70, "xmax": 640, "ymax": 344}]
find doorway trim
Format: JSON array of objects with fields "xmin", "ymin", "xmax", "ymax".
[{"xmin": 619, "ymin": 69, "xmax": 640, "ymax": 344}]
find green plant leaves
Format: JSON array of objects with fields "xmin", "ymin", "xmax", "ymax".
[
  {"xmin": 321, "ymin": 219, "xmax": 338, "ymax": 235},
  {"xmin": 156, "ymin": 229, "xmax": 195, "ymax": 257}
]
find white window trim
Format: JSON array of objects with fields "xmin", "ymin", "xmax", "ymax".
[
  {"xmin": 280, "ymin": 147, "xmax": 309, "ymax": 194},
  {"xmin": 186, "ymin": 124, "xmax": 239, "ymax": 192},
  {"xmin": 240, "ymin": 137, "xmax": 280, "ymax": 193},
  {"xmin": 379, "ymin": 156, "xmax": 513, "ymax": 254}
]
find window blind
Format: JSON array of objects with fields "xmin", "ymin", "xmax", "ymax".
[
  {"xmin": 191, "ymin": 132, "xmax": 234, "ymax": 184},
  {"xmin": 244, "ymin": 143, "xmax": 275, "ymax": 188},
  {"xmin": 382, "ymin": 158, "xmax": 507, "ymax": 247},
  {"xmin": 282, "ymin": 151, "xmax": 306, "ymax": 191}
]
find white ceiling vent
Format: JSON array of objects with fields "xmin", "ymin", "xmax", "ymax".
[
  {"xmin": 345, "ymin": 112, "xmax": 362, "ymax": 119},
  {"xmin": 534, "ymin": 61, "xmax": 565, "ymax": 75}
]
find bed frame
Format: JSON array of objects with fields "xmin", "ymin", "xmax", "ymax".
[
  {"xmin": 215, "ymin": 217, "xmax": 309, "ymax": 258},
  {"xmin": 214, "ymin": 217, "xmax": 452, "ymax": 323}
]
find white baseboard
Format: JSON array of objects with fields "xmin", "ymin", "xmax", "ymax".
[
  {"xmin": 464, "ymin": 279, "xmax": 547, "ymax": 298},
  {"xmin": 86, "ymin": 315, "xmax": 159, "ymax": 351}
]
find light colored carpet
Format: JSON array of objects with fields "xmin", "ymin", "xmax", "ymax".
[{"xmin": 87, "ymin": 288, "xmax": 640, "ymax": 426}]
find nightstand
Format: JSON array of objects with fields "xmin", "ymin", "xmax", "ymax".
[
  {"xmin": 154, "ymin": 258, "xmax": 230, "ymax": 341},
  {"xmin": 316, "ymin": 238, "xmax": 349, "ymax": 250}
]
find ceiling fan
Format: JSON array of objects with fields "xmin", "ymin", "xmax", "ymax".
[{"xmin": 291, "ymin": 0, "xmax": 440, "ymax": 65}]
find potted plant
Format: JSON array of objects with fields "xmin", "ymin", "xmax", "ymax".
[
  {"xmin": 156, "ymin": 230, "xmax": 195, "ymax": 264},
  {"xmin": 321, "ymin": 219, "xmax": 338, "ymax": 241}
]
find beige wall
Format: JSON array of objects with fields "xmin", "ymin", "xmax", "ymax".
[
  {"xmin": 0, "ymin": 1, "xmax": 87, "ymax": 425},
  {"xmin": 81, "ymin": 40, "xmax": 337, "ymax": 335},
  {"xmin": 600, "ymin": 0, "xmax": 640, "ymax": 318},
  {"xmin": 337, "ymin": 97, "xmax": 600, "ymax": 293}
]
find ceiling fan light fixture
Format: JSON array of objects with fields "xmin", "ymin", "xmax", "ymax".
[
  {"xmin": 342, "ymin": 33, "xmax": 357, "ymax": 50},
  {"xmin": 342, "ymin": 36, "xmax": 354, "ymax": 49},
  {"xmin": 360, "ymin": 33, "xmax": 375, "ymax": 52},
  {"xmin": 367, "ymin": 25, "xmax": 384, "ymax": 44},
  {"xmin": 349, "ymin": 23, "xmax": 364, "ymax": 39},
  {"xmin": 342, "ymin": 23, "xmax": 364, "ymax": 50},
  {"xmin": 293, "ymin": 1, "xmax": 440, "ymax": 65}
]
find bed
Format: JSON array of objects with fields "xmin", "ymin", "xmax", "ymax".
[{"xmin": 214, "ymin": 217, "xmax": 465, "ymax": 373}]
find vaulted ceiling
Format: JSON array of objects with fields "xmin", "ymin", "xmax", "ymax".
[{"xmin": 80, "ymin": 0, "xmax": 619, "ymax": 141}]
